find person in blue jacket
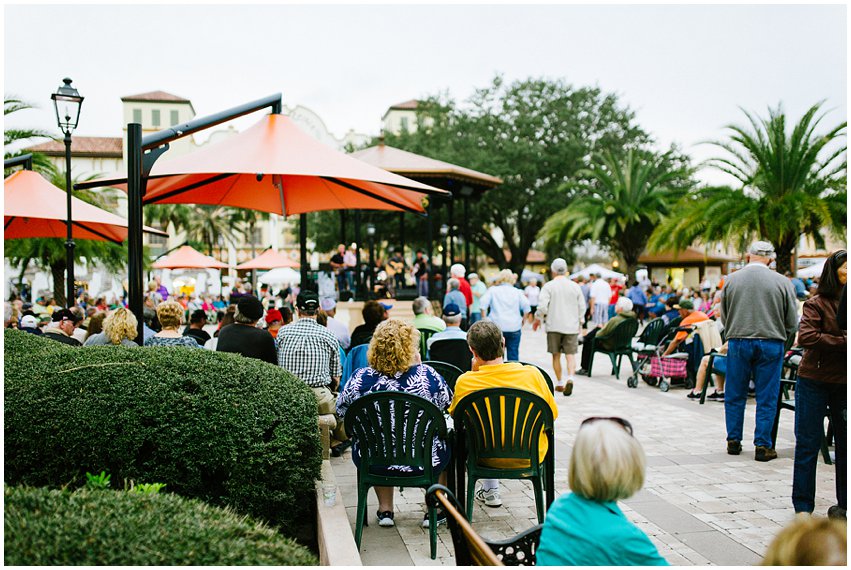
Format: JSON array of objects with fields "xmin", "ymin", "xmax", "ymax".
[{"xmin": 537, "ymin": 416, "xmax": 669, "ymax": 566}]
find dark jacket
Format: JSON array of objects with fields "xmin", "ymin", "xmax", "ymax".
[
  {"xmin": 216, "ymin": 323, "xmax": 277, "ymax": 365},
  {"xmin": 797, "ymin": 295, "xmax": 846, "ymax": 384}
]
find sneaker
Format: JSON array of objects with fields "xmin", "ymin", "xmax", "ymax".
[
  {"xmin": 755, "ymin": 446, "xmax": 778, "ymax": 462},
  {"xmin": 563, "ymin": 381, "xmax": 574, "ymax": 397},
  {"xmin": 827, "ymin": 505, "xmax": 846, "ymax": 520},
  {"xmin": 576, "ymin": 368, "xmax": 590, "ymax": 377},
  {"xmin": 422, "ymin": 508, "xmax": 448, "ymax": 528},
  {"xmin": 727, "ymin": 440, "xmax": 742, "ymax": 455},
  {"xmin": 475, "ymin": 486, "xmax": 503, "ymax": 508},
  {"xmin": 707, "ymin": 391, "xmax": 724, "ymax": 402},
  {"xmin": 376, "ymin": 510, "xmax": 395, "ymax": 527},
  {"xmin": 331, "ymin": 439, "xmax": 352, "ymax": 457},
  {"xmin": 686, "ymin": 391, "xmax": 701, "ymax": 400}
]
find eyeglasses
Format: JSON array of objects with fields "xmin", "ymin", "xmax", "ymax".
[{"xmin": 580, "ymin": 416, "xmax": 634, "ymax": 436}]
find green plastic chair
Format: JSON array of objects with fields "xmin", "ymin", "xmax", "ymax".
[
  {"xmin": 343, "ymin": 391, "xmax": 448, "ymax": 559},
  {"xmin": 508, "ymin": 361, "xmax": 555, "ymax": 394},
  {"xmin": 587, "ymin": 318, "xmax": 639, "ymax": 379},
  {"xmin": 422, "ymin": 360, "xmax": 464, "ymax": 393},
  {"xmin": 417, "ymin": 328, "xmax": 438, "ymax": 359},
  {"xmin": 453, "ymin": 388, "xmax": 554, "ymax": 523}
]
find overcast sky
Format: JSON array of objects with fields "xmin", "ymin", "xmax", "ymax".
[{"xmin": 4, "ymin": 3, "xmax": 847, "ymax": 184}]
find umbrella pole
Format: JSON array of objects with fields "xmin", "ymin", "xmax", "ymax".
[
  {"xmin": 127, "ymin": 124, "xmax": 145, "ymax": 345},
  {"xmin": 300, "ymin": 213, "xmax": 308, "ymax": 290},
  {"xmin": 354, "ymin": 211, "xmax": 362, "ymax": 300}
]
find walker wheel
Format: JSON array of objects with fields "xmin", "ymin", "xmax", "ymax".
[
  {"xmin": 659, "ymin": 380, "xmax": 670, "ymax": 392},
  {"xmin": 627, "ymin": 376, "xmax": 638, "ymax": 389}
]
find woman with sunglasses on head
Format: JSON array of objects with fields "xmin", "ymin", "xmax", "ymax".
[
  {"xmin": 537, "ymin": 417, "xmax": 668, "ymax": 566},
  {"xmin": 792, "ymin": 249, "xmax": 847, "ymax": 520}
]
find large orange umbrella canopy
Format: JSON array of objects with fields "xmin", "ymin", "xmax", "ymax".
[
  {"xmin": 4, "ymin": 170, "xmax": 166, "ymax": 243},
  {"xmin": 85, "ymin": 114, "xmax": 449, "ymax": 215},
  {"xmin": 236, "ymin": 248, "xmax": 299, "ymax": 269},
  {"xmin": 152, "ymin": 245, "xmax": 228, "ymax": 269}
]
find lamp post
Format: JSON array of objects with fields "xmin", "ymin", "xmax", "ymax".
[
  {"xmin": 366, "ymin": 224, "xmax": 376, "ymax": 299},
  {"xmin": 439, "ymin": 223, "xmax": 449, "ymax": 298},
  {"xmin": 51, "ymin": 78, "xmax": 84, "ymax": 307}
]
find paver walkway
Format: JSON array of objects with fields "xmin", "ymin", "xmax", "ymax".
[{"xmin": 330, "ymin": 325, "xmax": 837, "ymax": 565}]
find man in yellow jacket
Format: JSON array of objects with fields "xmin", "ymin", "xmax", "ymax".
[{"xmin": 449, "ymin": 319, "xmax": 558, "ymax": 508}]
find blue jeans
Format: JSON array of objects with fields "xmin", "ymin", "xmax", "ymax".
[
  {"xmin": 724, "ymin": 338, "xmax": 784, "ymax": 448},
  {"xmin": 503, "ymin": 330, "xmax": 521, "ymax": 362},
  {"xmin": 417, "ymin": 277, "xmax": 429, "ymax": 298},
  {"xmin": 469, "ymin": 311, "xmax": 482, "ymax": 325},
  {"xmin": 792, "ymin": 376, "xmax": 847, "ymax": 513}
]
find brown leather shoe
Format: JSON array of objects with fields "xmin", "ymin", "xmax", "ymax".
[
  {"xmin": 727, "ymin": 440, "xmax": 742, "ymax": 455},
  {"xmin": 563, "ymin": 381, "xmax": 574, "ymax": 396},
  {"xmin": 755, "ymin": 446, "xmax": 778, "ymax": 462}
]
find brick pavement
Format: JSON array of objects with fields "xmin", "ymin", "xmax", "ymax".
[{"xmin": 330, "ymin": 325, "xmax": 837, "ymax": 565}]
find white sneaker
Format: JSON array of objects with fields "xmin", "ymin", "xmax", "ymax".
[{"xmin": 474, "ymin": 486, "xmax": 503, "ymax": 508}]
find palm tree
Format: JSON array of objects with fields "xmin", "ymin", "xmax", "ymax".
[
  {"xmin": 145, "ymin": 204, "xmax": 244, "ymax": 256},
  {"xmin": 540, "ymin": 149, "xmax": 693, "ymax": 280},
  {"xmin": 649, "ymin": 102, "xmax": 846, "ymax": 274},
  {"xmin": 4, "ymin": 96, "xmax": 57, "ymax": 177}
]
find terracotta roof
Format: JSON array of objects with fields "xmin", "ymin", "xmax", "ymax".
[
  {"xmin": 497, "ymin": 249, "xmax": 547, "ymax": 264},
  {"xmin": 121, "ymin": 90, "xmax": 191, "ymax": 103},
  {"xmin": 26, "ymin": 137, "xmax": 123, "ymax": 158},
  {"xmin": 639, "ymin": 247, "xmax": 740, "ymax": 264},
  {"xmin": 388, "ymin": 99, "xmax": 419, "ymax": 110},
  {"xmin": 351, "ymin": 144, "xmax": 502, "ymax": 189}
]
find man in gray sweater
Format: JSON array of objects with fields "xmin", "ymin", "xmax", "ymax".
[{"xmin": 720, "ymin": 240, "xmax": 798, "ymax": 462}]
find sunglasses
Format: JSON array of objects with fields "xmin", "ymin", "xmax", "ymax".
[{"xmin": 580, "ymin": 416, "xmax": 634, "ymax": 436}]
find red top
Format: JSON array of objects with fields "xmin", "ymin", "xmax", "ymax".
[
  {"xmin": 458, "ymin": 277, "xmax": 473, "ymax": 307},
  {"xmin": 609, "ymin": 284, "xmax": 623, "ymax": 305}
]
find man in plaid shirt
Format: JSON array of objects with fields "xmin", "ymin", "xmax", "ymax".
[{"xmin": 277, "ymin": 290, "xmax": 346, "ymax": 445}]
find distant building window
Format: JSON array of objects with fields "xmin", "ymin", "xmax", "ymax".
[
  {"xmin": 152, "ymin": 110, "xmax": 161, "ymax": 127},
  {"xmin": 170, "ymin": 110, "xmax": 179, "ymax": 126},
  {"xmin": 148, "ymin": 225, "xmax": 167, "ymax": 245},
  {"xmin": 400, "ymin": 117, "xmax": 409, "ymax": 132},
  {"xmin": 132, "ymin": 109, "xmax": 142, "ymax": 123}
]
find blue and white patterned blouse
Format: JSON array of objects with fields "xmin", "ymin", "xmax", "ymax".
[{"xmin": 337, "ymin": 363, "xmax": 453, "ymax": 468}]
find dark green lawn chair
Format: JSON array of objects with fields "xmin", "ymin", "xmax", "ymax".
[
  {"xmin": 344, "ymin": 391, "xmax": 448, "ymax": 559},
  {"xmin": 587, "ymin": 317, "xmax": 639, "ymax": 379},
  {"xmin": 417, "ymin": 328, "xmax": 438, "ymax": 359},
  {"xmin": 423, "ymin": 360, "xmax": 464, "ymax": 393},
  {"xmin": 507, "ymin": 361, "xmax": 555, "ymax": 394},
  {"xmin": 453, "ymin": 388, "xmax": 554, "ymax": 524}
]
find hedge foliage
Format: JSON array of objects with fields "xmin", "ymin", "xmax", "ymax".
[
  {"xmin": 4, "ymin": 486, "xmax": 317, "ymax": 565},
  {"xmin": 4, "ymin": 329, "xmax": 322, "ymax": 533}
]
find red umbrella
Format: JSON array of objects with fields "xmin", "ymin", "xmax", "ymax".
[
  {"xmin": 4, "ymin": 170, "xmax": 167, "ymax": 243},
  {"xmin": 236, "ymin": 248, "xmax": 299, "ymax": 270},
  {"xmin": 152, "ymin": 245, "xmax": 228, "ymax": 269},
  {"xmin": 85, "ymin": 114, "xmax": 449, "ymax": 214}
]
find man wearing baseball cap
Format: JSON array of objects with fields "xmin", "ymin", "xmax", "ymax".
[
  {"xmin": 42, "ymin": 308, "xmax": 83, "ymax": 346},
  {"xmin": 426, "ymin": 303, "xmax": 467, "ymax": 349},
  {"xmin": 720, "ymin": 240, "xmax": 798, "ymax": 462},
  {"xmin": 216, "ymin": 296, "xmax": 277, "ymax": 364},
  {"xmin": 661, "ymin": 296, "xmax": 709, "ymax": 356},
  {"xmin": 19, "ymin": 314, "xmax": 42, "ymax": 336},
  {"xmin": 319, "ymin": 297, "xmax": 350, "ymax": 350}
]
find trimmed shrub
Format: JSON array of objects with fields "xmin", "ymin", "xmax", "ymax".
[
  {"xmin": 4, "ymin": 329, "xmax": 322, "ymax": 533},
  {"xmin": 4, "ymin": 486, "xmax": 317, "ymax": 565}
]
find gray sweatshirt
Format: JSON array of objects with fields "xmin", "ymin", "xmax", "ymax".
[{"xmin": 719, "ymin": 263, "xmax": 798, "ymax": 342}]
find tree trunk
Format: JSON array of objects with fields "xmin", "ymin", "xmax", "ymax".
[
  {"xmin": 51, "ymin": 261, "xmax": 67, "ymax": 306},
  {"xmin": 775, "ymin": 244, "xmax": 794, "ymax": 276}
]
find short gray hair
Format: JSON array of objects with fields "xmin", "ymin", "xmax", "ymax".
[
  {"xmin": 615, "ymin": 296, "xmax": 634, "ymax": 312},
  {"xmin": 551, "ymin": 258, "xmax": 568, "ymax": 275},
  {"xmin": 450, "ymin": 263, "xmax": 466, "ymax": 278},
  {"xmin": 412, "ymin": 296, "xmax": 430, "ymax": 315},
  {"xmin": 448, "ymin": 278, "xmax": 461, "ymax": 291},
  {"xmin": 748, "ymin": 240, "xmax": 776, "ymax": 259},
  {"xmin": 570, "ymin": 419, "xmax": 645, "ymax": 502},
  {"xmin": 443, "ymin": 313, "xmax": 462, "ymax": 325}
]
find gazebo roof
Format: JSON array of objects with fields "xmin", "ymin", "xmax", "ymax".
[
  {"xmin": 350, "ymin": 143, "xmax": 502, "ymax": 192},
  {"xmin": 639, "ymin": 247, "xmax": 740, "ymax": 264}
]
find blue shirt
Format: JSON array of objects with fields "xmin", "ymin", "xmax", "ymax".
[
  {"xmin": 537, "ymin": 493, "xmax": 668, "ymax": 566},
  {"xmin": 480, "ymin": 284, "xmax": 531, "ymax": 333},
  {"xmin": 627, "ymin": 286, "xmax": 648, "ymax": 307},
  {"xmin": 443, "ymin": 290, "xmax": 467, "ymax": 313}
]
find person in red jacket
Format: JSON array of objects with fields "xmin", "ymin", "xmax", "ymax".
[
  {"xmin": 450, "ymin": 264, "xmax": 473, "ymax": 322},
  {"xmin": 792, "ymin": 249, "xmax": 846, "ymax": 520}
]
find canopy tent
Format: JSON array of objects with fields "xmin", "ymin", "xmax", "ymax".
[
  {"xmin": 4, "ymin": 170, "xmax": 166, "ymax": 243},
  {"xmin": 258, "ymin": 266, "xmax": 301, "ymax": 285},
  {"xmin": 236, "ymin": 248, "xmax": 299, "ymax": 270},
  {"xmin": 520, "ymin": 269, "xmax": 546, "ymax": 284},
  {"xmin": 797, "ymin": 260, "xmax": 826, "ymax": 279},
  {"xmin": 80, "ymin": 114, "xmax": 449, "ymax": 216},
  {"xmin": 569, "ymin": 263, "xmax": 626, "ymax": 281},
  {"xmin": 152, "ymin": 245, "xmax": 228, "ymax": 270}
]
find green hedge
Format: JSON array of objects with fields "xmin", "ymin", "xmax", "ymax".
[
  {"xmin": 4, "ymin": 486, "xmax": 317, "ymax": 565},
  {"xmin": 4, "ymin": 329, "xmax": 322, "ymax": 533}
]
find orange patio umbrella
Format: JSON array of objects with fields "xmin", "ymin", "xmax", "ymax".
[
  {"xmin": 83, "ymin": 114, "xmax": 449, "ymax": 215},
  {"xmin": 152, "ymin": 245, "xmax": 228, "ymax": 269},
  {"xmin": 4, "ymin": 170, "xmax": 167, "ymax": 243},
  {"xmin": 236, "ymin": 248, "xmax": 299, "ymax": 270}
]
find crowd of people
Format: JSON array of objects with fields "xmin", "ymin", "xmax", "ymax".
[{"xmin": 4, "ymin": 238, "xmax": 845, "ymax": 565}]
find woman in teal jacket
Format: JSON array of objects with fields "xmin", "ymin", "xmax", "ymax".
[{"xmin": 537, "ymin": 417, "xmax": 668, "ymax": 566}]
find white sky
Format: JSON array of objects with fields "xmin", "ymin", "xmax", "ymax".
[{"xmin": 4, "ymin": 2, "xmax": 847, "ymax": 185}]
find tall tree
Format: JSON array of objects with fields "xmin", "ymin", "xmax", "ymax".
[
  {"xmin": 144, "ymin": 204, "xmax": 246, "ymax": 256},
  {"xmin": 540, "ymin": 149, "xmax": 694, "ymax": 280},
  {"xmin": 379, "ymin": 76, "xmax": 651, "ymax": 273},
  {"xmin": 649, "ymin": 102, "xmax": 846, "ymax": 274}
]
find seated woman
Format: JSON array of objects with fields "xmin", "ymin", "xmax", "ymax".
[
  {"xmin": 144, "ymin": 301, "xmax": 202, "ymax": 348},
  {"xmin": 336, "ymin": 319, "xmax": 452, "ymax": 529},
  {"xmin": 83, "ymin": 307, "xmax": 139, "ymax": 347},
  {"xmin": 537, "ymin": 417, "xmax": 669, "ymax": 566},
  {"xmin": 686, "ymin": 342, "xmax": 727, "ymax": 400}
]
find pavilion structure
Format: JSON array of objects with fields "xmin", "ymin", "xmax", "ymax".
[{"xmin": 351, "ymin": 140, "xmax": 501, "ymax": 298}]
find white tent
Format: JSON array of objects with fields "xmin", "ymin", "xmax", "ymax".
[
  {"xmin": 258, "ymin": 267, "xmax": 301, "ymax": 285},
  {"xmin": 569, "ymin": 263, "xmax": 626, "ymax": 281},
  {"xmin": 797, "ymin": 260, "xmax": 825, "ymax": 279},
  {"xmin": 520, "ymin": 269, "xmax": 546, "ymax": 284}
]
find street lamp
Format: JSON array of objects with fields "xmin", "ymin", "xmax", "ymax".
[
  {"xmin": 439, "ymin": 224, "xmax": 449, "ymax": 296},
  {"xmin": 366, "ymin": 224, "xmax": 376, "ymax": 299},
  {"xmin": 51, "ymin": 78, "xmax": 84, "ymax": 307}
]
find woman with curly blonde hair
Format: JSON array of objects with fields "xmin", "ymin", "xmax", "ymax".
[
  {"xmin": 84, "ymin": 308, "xmax": 138, "ymax": 347},
  {"xmin": 144, "ymin": 300, "xmax": 201, "ymax": 348},
  {"xmin": 336, "ymin": 319, "xmax": 452, "ymax": 529}
]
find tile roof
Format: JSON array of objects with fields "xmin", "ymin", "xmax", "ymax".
[
  {"xmin": 26, "ymin": 137, "xmax": 123, "ymax": 157},
  {"xmin": 120, "ymin": 90, "xmax": 191, "ymax": 103},
  {"xmin": 388, "ymin": 99, "xmax": 419, "ymax": 110}
]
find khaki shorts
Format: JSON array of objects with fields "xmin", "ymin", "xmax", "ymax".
[
  {"xmin": 547, "ymin": 332, "xmax": 578, "ymax": 355},
  {"xmin": 312, "ymin": 386, "xmax": 347, "ymax": 441}
]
